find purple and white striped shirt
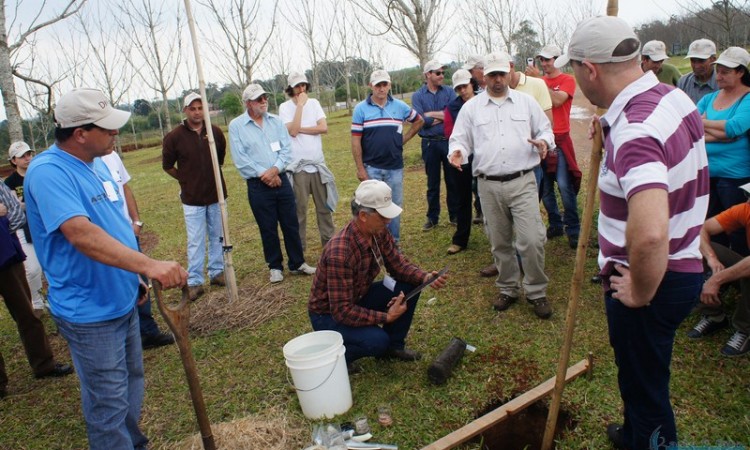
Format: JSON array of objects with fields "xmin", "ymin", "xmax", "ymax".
[{"xmin": 597, "ymin": 71, "xmax": 709, "ymax": 282}]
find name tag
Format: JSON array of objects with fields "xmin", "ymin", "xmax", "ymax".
[
  {"xmin": 270, "ymin": 141, "xmax": 281, "ymax": 152},
  {"xmin": 396, "ymin": 124, "xmax": 403, "ymax": 134},
  {"xmin": 103, "ymin": 181, "xmax": 119, "ymax": 202},
  {"xmin": 383, "ymin": 275, "xmax": 396, "ymax": 292}
]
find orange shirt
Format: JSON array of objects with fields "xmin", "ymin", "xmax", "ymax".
[{"xmin": 714, "ymin": 202, "xmax": 750, "ymax": 245}]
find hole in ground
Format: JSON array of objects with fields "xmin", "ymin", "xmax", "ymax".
[{"xmin": 471, "ymin": 398, "xmax": 577, "ymax": 450}]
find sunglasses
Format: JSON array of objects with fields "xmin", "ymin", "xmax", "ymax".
[
  {"xmin": 252, "ymin": 95, "xmax": 269, "ymax": 103},
  {"xmin": 431, "ymin": 71, "xmax": 445, "ymax": 76}
]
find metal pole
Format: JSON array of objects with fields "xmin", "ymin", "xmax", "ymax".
[{"xmin": 182, "ymin": 0, "xmax": 238, "ymax": 302}]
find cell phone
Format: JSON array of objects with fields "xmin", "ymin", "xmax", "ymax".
[{"xmin": 526, "ymin": 57, "xmax": 535, "ymax": 67}]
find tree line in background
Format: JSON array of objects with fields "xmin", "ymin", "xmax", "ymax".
[{"xmin": 0, "ymin": 0, "xmax": 748, "ymax": 155}]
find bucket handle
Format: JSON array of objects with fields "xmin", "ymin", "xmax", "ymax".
[{"xmin": 286, "ymin": 352, "xmax": 343, "ymax": 393}]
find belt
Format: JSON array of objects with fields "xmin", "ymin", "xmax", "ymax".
[
  {"xmin": 479, "ymin": 168, "xmax": 534, "ymax": 182},
  {"xmin": 422, "ymin": 136, "xmax": 447, "ymax": 141}
]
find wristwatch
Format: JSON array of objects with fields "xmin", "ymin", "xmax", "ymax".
[{"xmin": 133, "ymin": 220, "xmax": 144, "ymax": 228}]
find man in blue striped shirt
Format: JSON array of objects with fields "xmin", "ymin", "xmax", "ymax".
[{"xmin": 351, "ymin": 70, "xmax": 423, "ymax": 242}]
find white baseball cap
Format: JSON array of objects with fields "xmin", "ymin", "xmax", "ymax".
[
  {"xmin": 54, "ymin": 88, "xmax": 131, "ymax": 129},
  {"xmin": 423, "ymin": 59, "xmax": 444, "ymax": 73},
  {"xmin": 641, "ymin": 40, "xmax": 669, "ymax": 61},
  {"xmin": 537, "ymin": 45, "xmax": 562, "ymax": 59},
  {"xmin": 452, "ymin": 69, "xmax": 473, "ymax": 90},
  {"xmin": 685, "ymin": 39, "xmax": 716, "ymax": 59},
  {"xmin": 8, "ymin": 141, "xmax": 31, "ymax": 161},
  {"xmin": 242, "ymin": 84, "xmax": 267, "ymax": 101},
  {"xmin": 462, "ymin": 55, "xmax": 485, "ymax": 70},
  {"xmin": 287, "ymin": 71, "xmax": 308, "ymax": 88},
  {"xmin": 555, "ymin": 16, "xmax": 640, "ymax": 68},
  {"xmin": 741, "ymin": 182, "xmax": 750, "ymax": 197},
  {"xmin": 484, "ymin": 52, "xmax": 511, "ymax": 74},
  {"xmin": 354, "ymin": 180, "xmax": 402, "ymax": 219},
  {"xmin": 370, "ymin": 69, "xmax": 391, "ymax": 85},
  {"xmin": 713, "ymin": 46, "xmax": 750, "ymax": 69},
  {"xmin": 183, "ymin": 92, "xmax": 202, "ymax": 108}
]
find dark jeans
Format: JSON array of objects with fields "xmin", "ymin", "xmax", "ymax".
[
  {"xmin": 452, "ymin": 160, "xmax": 474, "ymax": 247},
  {"xmin": 697, "ymin": 242, "xmax": 750, "ymax": 333},
  {"xmin": 542, "ymin": 148, "xmax": 580, "ymax": 237},
  {"xmin": 135, "ymin": 237, "xmax": 160, "ymax": 337},
  {"xmin": 708, "ymin": 177, "xmax": 750, "ymax": 256},
  {"xmin": 422, "ymin": 139, "xmax": 458, "ymax": 223},
  {"xmin": 247, "ymin": 176, "xmax": 305, "ymax": 271},
  {"xmin": 605, "ymin": 271, "xmax": 701, "ymax": 450},
  {"xmin": 309, "ymin": 280, "xmax": 419, "ymax": 364}
]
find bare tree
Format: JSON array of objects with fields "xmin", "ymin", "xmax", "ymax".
[
  {"xmin": 0, "ymin": 0, "xmax": 86, "ymax": 142},
  {"xmin": 117, "ymin": 0, "xmax": 184, "ymax": 136},
  {"xmin": 459, "ymin": 0, "xmax": 496, "ymax": 54},
  {"xmin": 350, "ymin": 0, "xmax": 450, "ymax": 67},
  {"xmin": 16, "ymin": 43, "xmax": 64, "ymax": 149},
  {"xmin": 678, "ymin": 0, "xmax": 750, "ymax": 47},
  {"xmin": 200, "ymin": 0, "xmax": 278, "ymax": 89}
]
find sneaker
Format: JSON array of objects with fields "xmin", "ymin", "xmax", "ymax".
[
  {"xmin": 210, "ymin": 272, "xmax": 226, "ymax": 286},
  {"xmin": 385, "ymin": 347, "xmax": 422, "ymax": 361},
  {"xmin": 687, "ymin": 315, "xmax": 729, "ymax": 339},
  {"xmin": 187, "ymin": 285, "xmax": 205, "ymax": 302},
  {"xmin": 529, "ymin": 297, "xmax": 552, "ymax": 319},
  {"xmin": 446, "ymin": 244, "xmax": 464, "ymax": 255},
  {"xmin": 492, "ymin": 294, "xmax": 517, "ymax": 311},
  {"xmin": 422, "ymin": 220, "xmax": 438, "ymax": 231},
  {"xmin": 291, "ymin": 263, "xmax": 316, "ymax": 275},
  {"xmin": 142, "ymin": 332, "xmax": 175, "ymax": 350},
  {"xmin": 269, "ymin": 269, "xmax": 284, "ymax": 283},
  {"xmin": 721, "ymin": 331, "xmax": 750, "ymax": 357},
  {"xmin": 606, "ymin": 423, "xmax": 626, "ymax": 450},
  {"xmin": 546, "ymin": 227, "xmax": 564, "ymax": 239}
]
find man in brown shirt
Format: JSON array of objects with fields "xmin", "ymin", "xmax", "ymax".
[{"xmin": 162, "ymin": 93, "xmax": 227, "ymax": 300}]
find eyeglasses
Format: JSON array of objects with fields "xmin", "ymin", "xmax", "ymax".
[{"xmin": 431, "ymin": 71, "xmax": 445, "ymax": 76}]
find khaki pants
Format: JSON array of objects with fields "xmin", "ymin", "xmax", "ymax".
[{"xmin": 293, "ymin": 171, "xmax": 335, "ymax": 251}]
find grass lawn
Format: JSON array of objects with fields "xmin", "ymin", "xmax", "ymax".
[{"xmin": 0, "ymin": 106, "xmax": 748, "ymax": 449}]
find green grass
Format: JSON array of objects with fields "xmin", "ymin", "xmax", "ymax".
[{"xmin": 1, "ymin": 109, "xmax": 749, "ymax": 449}]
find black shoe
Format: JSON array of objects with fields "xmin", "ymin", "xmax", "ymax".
[
  {"xmin": 591, "ymin": 274, "xmax": 602, "ymax": 284},
  {"xmin": 687, "ymin": 316, "xmax": 729, "ymax": 339},
  {"xmin": 606, "ymin": 423, "xmax": 626, "ymax": 450},
  {"xmin": 142, "ymin": 332, "xmax": 175, "ymax": 349},
  {"xmin": 35, "ymin": 363, "xmax": 74, "ymax": 379},
  {"xmin": 422, "ymin": 220, "xmax": 438, "ymax": 231},
  {"xmin": 546, "ymin": 227, "xmax": 564, "ymax": 239},
  {"xmin": 568, "ymin": 235, "xmax": 579, "ymax": 249},
  {"xmin": 529, "ymin": 297, "xmax": 552, "ymax": 319},
  {"xmin": 473, "ymin": 212, "xmax": 483, "ymax": 224},
  {"xmin": 386, "ymin": 347, "xmax": 422, "ymax": 361},
  {"xmin": 493, "ymin": 294, "xmax": 517, "ymax": 311}
]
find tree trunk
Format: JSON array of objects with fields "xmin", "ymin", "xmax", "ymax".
[{"xmin": 0, "ymin": 36, "xmax": 24, "ymax": 142}]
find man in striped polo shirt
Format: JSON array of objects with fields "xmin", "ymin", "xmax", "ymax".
[
  {"xmin": 351, "ymin": 69, "xmax": 424, "ymax": 242},
  {"xmin": 557, "ymin": 17, "xmax": 709, "ymax": 450}
]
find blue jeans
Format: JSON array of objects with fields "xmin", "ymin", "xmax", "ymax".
[
  {"xmin": 54, "ymin": 308, "xmax": 148, "ymax": 450},
  {"xmin": 708, "ymin": 177, "xmax": 750, "ymax": 256},
  {"xmin": 365, "ymin": 166, "xmax": 403, "ymax": 242},
  {"xmin": 309, "ymin": 280, "xmax": 419, "ymax": 363},
  {"xmin": 605, "ymin": 271, "xmax": 700, "ymax": 450},
  {"xmin": 421, "ymin": 139, "xmax": 458, "ymax": 223},
  {"xmin": 541, "ymin": 149, "xmax": 580, "ymax": 237},
  {"xmin": 246, "ymin": 176, "xmax": 305, "ymax": 271},
  {"xmin": 182, "ymin": 202, "xmax": 224, "ymax": 286},
  {"xmin": 134, "ymin": 236, "xmax": 159, "ymax": 337}
]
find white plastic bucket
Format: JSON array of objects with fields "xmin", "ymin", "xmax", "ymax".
[{"xmin": 283, "ymin": 330, "xmax": 352, "ymax": 419}]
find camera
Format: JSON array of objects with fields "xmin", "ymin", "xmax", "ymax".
[{"xmin": 526, "ymin": 57, "xmax": 535, "ymax": 67}]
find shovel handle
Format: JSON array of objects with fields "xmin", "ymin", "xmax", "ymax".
[{"xmin": 152, "ymin": 282, "xmax": 216, "ymax": 450}]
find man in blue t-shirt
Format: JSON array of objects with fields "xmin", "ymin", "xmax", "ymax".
[
  {"xmin": 351, "ymin": 69, "xmax": 424, "ymax": 242},
  {"xmin": 24, "ymin": 88, "xmax": 187, "ymax": 450}
]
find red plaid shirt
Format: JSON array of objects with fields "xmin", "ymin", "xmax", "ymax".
[{"xmin": 308, "ymin": 219, "xmax": 427, "ymax": 326}]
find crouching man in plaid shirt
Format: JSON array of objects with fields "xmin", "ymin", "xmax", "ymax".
[{"xmin": 308, "ymin": 180, "xmax": 448, "ymax": 373}]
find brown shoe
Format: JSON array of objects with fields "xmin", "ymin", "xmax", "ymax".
[
  {"xmin": 210, "ymin": 272, "xmax": 226, "ymax": 286},
  {"xmin": 492, "ymin": 294, "xmax": 517, "ymax": 311},
  {"xmin": 188, "ymin": 285, "xmax": 205, "ymax": 302},
  {"xmin": 447, "ymin": 244, "xmax": 464, "ymax": 255},
  {"xmin": 479, "ymin": 263, "xmax": 499, "ymax": 277},
  {"xmin": 385, "ymin": 347, "xmax": 422, "ymax": 361},
  {"xmin": 529, "ymin": 297, "xmax": 552, "ymax": 319}
]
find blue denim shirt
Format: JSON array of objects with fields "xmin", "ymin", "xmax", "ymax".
[
  {"xmin": 228, "ymin": 111, "xmax": 292, "ymax": 179},
  {"xmin": 412, "ymin": 83, "xmax": 456, "ymax": 139}
]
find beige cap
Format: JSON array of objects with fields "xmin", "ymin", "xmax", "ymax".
[
  {"xmin": 556, "ymin": 16, "xmax": 640, "ymax": 68},
  {"xmin": 741, "ymin": 182, "xmax": 750, "ymax": 196},
  {"xmin": 484, "ymin": 52, "xmax": 511, "ymax": 73},
  {"xmin": 451, "ymin": 69, "xmax": 473, "ymax": 90},
  {"xmin": 462, "ymin": 55, "xmax": 485, "ymax": 70},
  {"xmin": 183, "ymin": 92, "xmax": 202, "ymax": 108},
  {"xmin": 354, "ymin": 180, "xmax": 402, "ymax": 219},
  {"xmin": 287, "ymin": 71, "xmax": 308, "ymax": 88},
  {"xmin": 685, "ymin": 39, "xmax": 716, "ymax": 59},
  {"xmin": 713, "ymin": 46, "xmax": 750, "ymax": 69},
  {"xmin": 242, "ymin": 84, "xmax": 267, "ymax": 101},
  {"xmin": 537, "ymin": 45, "xmax": 562, "ymax": 59},
  {"xmin": 54, "ymin": 88, "xmax": 131, "ymax": 129},
  {"xmin": 641, "ymin": 40, "xmax": 669, "ymax": 61},
  {"xmin": 370, "ymin": 69, "xmax": 391, "ymax": 85},
  {"xmin": 423, "ymin": 59, "xmax": 444, "ymax": 73},
  {"xmin": 8, "ymin": 141, "xmax": 31, "ymax": 161}
]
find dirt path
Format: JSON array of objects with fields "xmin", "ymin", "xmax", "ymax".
[{"xmin": 569, "ymin": 85, "xmax": 598, "ymax": 170}]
